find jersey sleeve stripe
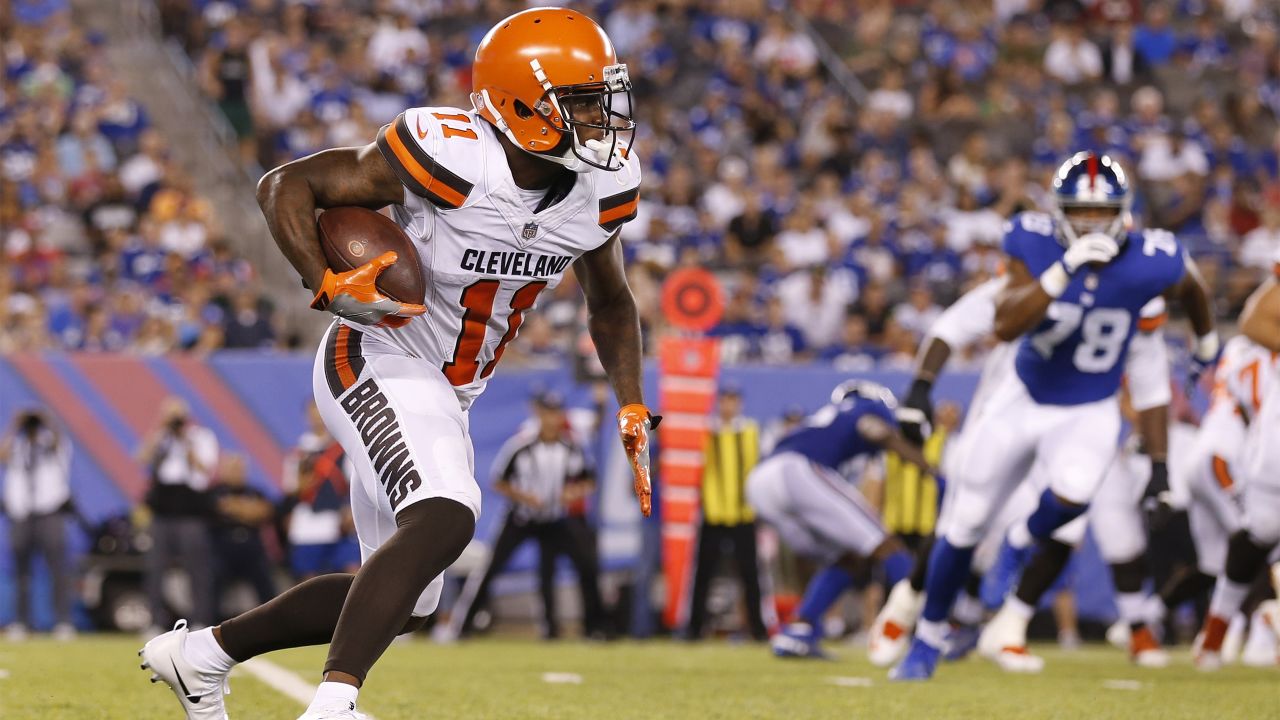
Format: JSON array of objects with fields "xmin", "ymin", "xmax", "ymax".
[
  {"xmin": 376, "ymin": 115, "xmax": 473, "ymax": 209},
  {"xmin": 599, "ymin": 188, "xmax": 640, "ymax": 231},
  {"xmin": 1137, "ymin": 312, "xmax": 1168, "ymax": 332},
  {"xmin": 1211, "ymin": 454, "xmax": 1234, "ymax": 490}
]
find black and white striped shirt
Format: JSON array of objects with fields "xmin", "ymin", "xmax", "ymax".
[{"xmin": 494, "ymin": 435, "xmax": 591, "ymax": 523}]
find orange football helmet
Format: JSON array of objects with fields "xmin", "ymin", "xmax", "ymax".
[{"xmin": 471, "ymin": 7, "xmax": 634, "ymax": 173}]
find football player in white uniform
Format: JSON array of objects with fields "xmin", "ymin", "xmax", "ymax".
[
  {"xmin": 1197, "ymin": 262, "xmax": 1280, "ymax": 670},
  {"xmin": 140, "ymin": 10, "xmax": 656, "ymax": 720},
  {"xmin": 868, "ymin": 277, "xmax": 1173, "ymax": 668}
]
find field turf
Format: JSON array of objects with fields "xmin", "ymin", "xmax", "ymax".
[{"xmin": 0, "ymin": 635, "xmax": 1274, "ymax": 719}]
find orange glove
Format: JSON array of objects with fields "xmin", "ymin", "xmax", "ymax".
[
  {"xmin": 310, "ymin": 251, "xmax": 425, "ymax": 328},
  {"xmin": 617, "ymin": 403, "xmax": 660, "ymax": 517}
]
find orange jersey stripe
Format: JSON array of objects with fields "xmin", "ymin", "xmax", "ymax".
[
  {"xmin": 1137, "ymin": 312, "xmax": 1168, "ymax": 332},
  {"xmin": 383, "ymin": 125, "xmax": 467, "ymax": 209},
  {"xmin": 600, "ymin": 198, "xmax": 639, "ymax": 225},
  {"xmin": 334, "ymin": 325, "xmax": 357, "ymax": 390},
  {"xmin": 1211, "ymin": 455, "xmax": 1234, "ymax": 490}
]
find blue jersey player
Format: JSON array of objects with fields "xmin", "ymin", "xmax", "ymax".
[
  {"xmin": 746, "ymin": 381, "xmax": 936, "ymax": 659},
  {"xmin": 893, "ymin": 152, "xmax": 1218, "ymax": 680}
]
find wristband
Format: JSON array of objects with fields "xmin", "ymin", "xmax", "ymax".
[
  {"xmin": 1039, "ymin": 261, "xmax": 1070, "ymax": 298},
  {"xmin": 1194, "ymin": 331, "xmax": 1220, "ymax": 362}
]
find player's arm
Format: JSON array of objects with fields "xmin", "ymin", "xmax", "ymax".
[
  {"xmin": 257, "ymin": 144, "xmax": 422, "ymax": 325},
  {"xmin": 1164, "ymin": 254, "xmax": 1219, "ymax": 381},
  {"xmin": 574, "ymin": 232, "xmax": 657, "ymax": 516},
  {"xmin": 994, "ymin": 233, "xmax": 1120, "ymax": 341},
  {"xmin": 257, "ymin": 144, "xmax": 402, "ymax": 291},
  {"xmin": 855, "ymin": 414, "xmax": 935, "ymax": 475},
  {"xmin": 1240, "ymin": 277, "xmax": 1280, "ymax": 352},
  {"xmin": 993, "ymin": 258, "xmax": 1055, "ymax": 341}
]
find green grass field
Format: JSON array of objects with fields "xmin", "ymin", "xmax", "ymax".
[{"xmin": 0, "ymin": 635, "xmax": 1275, "ymax": 719}]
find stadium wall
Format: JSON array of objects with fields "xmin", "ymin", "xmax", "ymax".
[{"xmin": 0, "ymin": 354, "xmax": 1116, "ymax": 626}]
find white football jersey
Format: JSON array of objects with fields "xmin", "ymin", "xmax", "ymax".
[
  {"xmin": 357, "ymin": 106, "xmax": 641, "ymax": 409},
  {"xmin": 1213, "ymin": 334, "xmax": 1278, "ymax": 423}
]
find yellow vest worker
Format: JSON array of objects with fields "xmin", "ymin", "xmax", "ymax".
[{"xmin": 882, "ymin": 428, "xmax": 948, "ymax": 543}]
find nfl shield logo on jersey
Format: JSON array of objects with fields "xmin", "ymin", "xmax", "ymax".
[{"xmin": 522, "ymin": 221, "xmax": 538, "ymax": 241}]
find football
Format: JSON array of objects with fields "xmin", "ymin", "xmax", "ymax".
[{"xmin": 317, "ymin": 206, "xmax": 425, "ymax": 304}]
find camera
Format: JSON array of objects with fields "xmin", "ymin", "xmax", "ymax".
[{"xmin": 18, "ymin": 411, "xmax": 44, "ymax": 436}]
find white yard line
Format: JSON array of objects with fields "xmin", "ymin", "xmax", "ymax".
[
  {"xmin": 826, "ymin": 676, "xmax": 873, "ymax": 688},
  {"xmin": 239, "ymin": 658, "xmax": 378, "ymax": 720},
  {"xmin": 541, "ymin": 672, "xmax": 583, "ymax": 684},
  {"xmin": 1101, "ymin": 679, "xmax": 1143, "ymax": 691},
  {"xmin": 0, "ymin": 669, "xmax": 9, "ymax": 679}
]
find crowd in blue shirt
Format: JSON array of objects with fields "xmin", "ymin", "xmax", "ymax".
[{"xmin": 7, "ymin": 0, "xmax": 1280, "ymax": 364}]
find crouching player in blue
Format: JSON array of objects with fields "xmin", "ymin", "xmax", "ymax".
[
  {"xmin": 746, "ymin": 380, "xmax": 938, "ymax": 658},
  {"xmin": 893, "ymin": 152, "xmax": 1218, "ymax": 680}
]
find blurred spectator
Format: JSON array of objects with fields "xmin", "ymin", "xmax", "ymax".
[
  {"xmin": 0, "ymin": 409, "xmax": 75, "ymax": 640},
  {"xmin": 283, "ymin": 403, "xmax": 359, "ymax": 580},
  {"xmin": 1134, "ymin": 2, "xmax": 1178, "ymax": 67},
  {"xmin": 209, "ymin": 453, "xmax": 277, "ymax": 619},
  {"xmin": 1240, "ymin": 198, "xmax": 1280, "ymax": 271},
  {"xmin": 1044, "ymin": 20, "xmax": 1102, "ymax": 85},
  {"xmin": 138, "ymin": 398, "xmax": 218, "ymax": 631},
  {"xmin": 1100, "ymin": 22, "xmax": 1151, "ymax": 88}
]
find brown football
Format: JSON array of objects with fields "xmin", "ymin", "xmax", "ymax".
[{"xmin": 316, "ymin": 206, "xmax": 425, "ymax": 304}]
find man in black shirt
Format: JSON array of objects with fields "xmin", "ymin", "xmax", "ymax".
[{"xmin": 209, "ymin": 454, "xmax": 277, "ymax": 620}]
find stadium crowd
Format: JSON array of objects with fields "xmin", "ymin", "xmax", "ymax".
[
  {"xmin": 7, "ymin": 0, "xmax": 1280, "ymax": 365},
  {"xmin": 0, "ymin": 0, "xmax": 279, "ymax": 355}
]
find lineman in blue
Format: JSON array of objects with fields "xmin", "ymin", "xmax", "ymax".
[
  {"xmin": 894, "ymin": 152, "xmax": 1218, "ymax": 680},
  {"xmin": 746, "ymin": 381, "xmax": 937, "ymax": 659}
]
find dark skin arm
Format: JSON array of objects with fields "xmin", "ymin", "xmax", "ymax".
[
  {"xmin": 1240, "ymin": 278, "xmax": 1280, "ymax": 352},
  {"xmin": 912, "ymin": 336, "xmax": 952, "ymax": 384},
  {"xmin": 856, "ymin": 415, "xmax": 935, "ymax": 474},
  {"xmin": 256, "ymin": 143, "xmax": 403, "ymax": 291},
  {"xmin": 1135, "ymin": 404, "xmax": 1168, "ymax": 463},
  {"xmin": 1164, "ymin": 255, "xmax": 1215, "ymax": 338},
  {"xmin": 993, "ymin": 258, "xmax": 1056, "ymax": 341},
  {"xmin": 573, "ymin": 232, "xmax": 646, "ymax": 408}
]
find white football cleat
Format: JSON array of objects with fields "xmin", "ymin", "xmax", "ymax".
[
  {"xmin": 1240, "ymin": 601, "xmax": 1279, "ymax": 668},
  {"xmin": 1129, "ymin": 626, "xmax": 1169, "ymax": 668},
  {"xmin": 298, "ymin": 702, "xmax": 371, "ymax": 719},
  {"xmin": 1105, "ymin": 620, "xmax": 1130, "ymax": 649},
  {"xmin": 139, "ymin": 620, "xmax": 231, "ymax": 720},
  {"xmin": 978, "ymin": 605, "xmax": 1044, "ymax": 674},
  {"xmin": 867, "ymin": 580, "xmax": 923, "ymax": 667}
]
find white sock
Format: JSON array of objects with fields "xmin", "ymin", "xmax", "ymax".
[
  {"xmin": 1115, "ymin": 592, "xmax": 1147, "ymax": 627},
  {"xmin": 1209, "ymin": 579, "xmax": 1250, "ymax": 620},
  {"xmin": 953, "ymin": 591, "xmax": 984, "ymax": 626},
  {"xmin": 308, "ymin": 681, "xmax": 359, "ymax": 712},
  {"xmin": 916, "ymin": 619, "xmax": 948, "ymax": 650},
  {"xmin": 185, "ymin": 627, "xmax": 235, "ymax": 674},
  {"xmin": 1005, "ymin": 596, "xmax": 1035, "ymax": 621},
  {"xmin": 1007, "ymin": 522, "xmax": 1032, "ymax": 550}
]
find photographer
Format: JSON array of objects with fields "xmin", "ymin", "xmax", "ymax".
[
  {"xmin": 0, "ymin": 409, "xmax": 75, "ymax": 640},
  {"xmin": 138, "ymin": 398, "xmax": 218, "ymax": 630}
]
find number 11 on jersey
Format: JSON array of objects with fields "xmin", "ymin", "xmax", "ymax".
[{"xmin": 443, "ymin": 280, "xmax": 546, "ymax": 385}]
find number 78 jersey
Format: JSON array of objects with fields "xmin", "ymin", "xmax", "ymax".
[
  {"xmin": 357, "ymin": 106, "xmax": 641, "ymax": 409},
  {"xmin": 1005, "ymin": 212, "xmax": 1186, "ymax": 406}
]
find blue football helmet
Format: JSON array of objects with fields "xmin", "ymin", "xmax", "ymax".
[
  {"xmin": 1051, "ymin": 151, "xmax": 1131, "ymax": 246},
  {"xmin": 830, "ymin": 380, "xmax": 897, "ymax": 408}
]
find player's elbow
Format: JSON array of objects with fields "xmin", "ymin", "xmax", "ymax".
[
  {"xmin": 992, "ymin": 314, "xmax": 1023, "ymax": 343},
  {"xmin": 255, "ymin": 163, "xmax": 304, "ymax": 210}
]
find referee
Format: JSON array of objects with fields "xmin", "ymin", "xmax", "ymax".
[{"xmin": 450, "ymin": 391, "xmax": 604, "ymax": 639}]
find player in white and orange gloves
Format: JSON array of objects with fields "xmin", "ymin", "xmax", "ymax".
[
  {"xmin": 309, "ymin": 251, "xmax": 426, "ymax": 328},
  {"xmin": 617, "ymin": 403, "xmax": 660, "ymax": 517}
]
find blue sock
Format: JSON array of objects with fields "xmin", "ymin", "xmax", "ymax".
[
  {"xmin": 883, "ymin": 550, "xmax": 913, "ymax": 588},
  {"xmin": 797, "ymin": 565, "xmax": 854, "ymax": 628},
  {"xmin": 1026, "ymin": 489, "xmax": 1088, "ymax": 540},
  {"xmin": 921, "ymin": 538, "xmax": 976, "ymax": 623}
]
